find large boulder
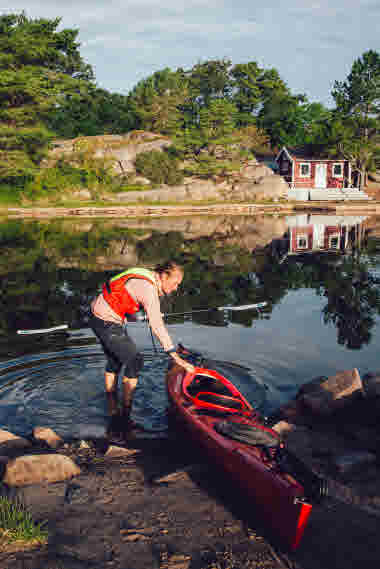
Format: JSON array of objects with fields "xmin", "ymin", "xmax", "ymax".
[
  {"xmin": 297, "ymin": 369, "xmax": 363, "ymax": 416},
  {"xmin": 3, "ymin": 454, "xmax": 81, "ymax": 486}
]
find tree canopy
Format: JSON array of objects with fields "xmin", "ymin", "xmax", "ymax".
[
  {"xmin": 0, "ymin": 12, "xmax": 95, "ymax": 185},
  {"xmin": 0, "ymin": 10, "xmax": 379, "ymax": 198},
  {"xmin": 330, "ymin": 50, "xmax": 380, "ymax": 187}
]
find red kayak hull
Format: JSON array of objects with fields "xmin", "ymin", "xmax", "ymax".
[{"xmin": 166, "ymin": 363, "xmax": 313, "ymax": 550}]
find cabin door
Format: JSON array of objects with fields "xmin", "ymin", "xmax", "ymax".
[{"xmin": 315, "ymin": 164, "xmax": 327, "ymax": 188}]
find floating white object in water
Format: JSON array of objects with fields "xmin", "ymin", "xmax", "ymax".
[{"xmin": 17, "ymin": 324, "xmax": 69, "ymax": 335}]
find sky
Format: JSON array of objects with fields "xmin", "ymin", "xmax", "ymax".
[{"xmin": 1, "ymin": 1, "xmax": 379, "ymax": 108}]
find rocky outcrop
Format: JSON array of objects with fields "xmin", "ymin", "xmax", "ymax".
[
  {"xmin": 46, "ymin": 131, "xmax": 286, "ymax": 203},
  {"xmin": 48, "ymin": 131, "xmax": 171, "ymax": 175},
  {"xmin": 109, "ymin": 170, "xmax": 287, "ymax": 203}
]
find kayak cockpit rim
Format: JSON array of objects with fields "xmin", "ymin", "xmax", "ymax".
[{"xmin": 181, "ymin": 367, "xmax": 253, "ymax": 415}]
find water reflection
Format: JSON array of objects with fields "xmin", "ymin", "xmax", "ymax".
[
  {"xmin": 262, "ymin": 214, "xmax": 380, "ymax": 350},
  {"xmin": 270, "ymin": 214, "xmax": 367, "ymax": 260},
  {"xmin": 1, "ymin": 214, "xmax": 380, "ymax": 437}
]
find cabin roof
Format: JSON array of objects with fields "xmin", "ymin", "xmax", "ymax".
[{"xmin": 275, "ymin": 146, "xmax": 346, "ymax": 162}]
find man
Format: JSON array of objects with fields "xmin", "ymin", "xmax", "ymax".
[{"xmin": 90, "ymin": 261, "xmax": 194, "ymax": 428}]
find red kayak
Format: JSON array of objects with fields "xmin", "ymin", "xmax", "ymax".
[{"xmin": 166, "ymin": 350, "xmax": 327, "ymax": 550}]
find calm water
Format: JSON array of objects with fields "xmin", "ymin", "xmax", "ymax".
[{"xmin": 1, "ymin": 212, "xmax": 380, "ymax": 438}]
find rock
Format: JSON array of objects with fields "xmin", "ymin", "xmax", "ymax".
[
  {"xmin": 240, "ymin": 163, "xmax": 273, "ymax": 179},
  {"xmin": 298, "ymin": 369, "xmax": 363, "ymax": 416},
  {"xmin": 297, "ymin": 376, "xmax": 328, "ymax": 397},
  {"xmin": 272, "ymin": 420, "xmax": 295, "ymax": 437},
  {"xmin": 232, "ymin": 175, "xmax": 287, "ymax": 201},
  {"xmin": 333, "ymin": 451, "xmax": 377, "ymax": 477},
  {"xmin": 362, "ymin": 371, "xmax": 380, "ymax": 399},
  {"xmin": 3, "ymin": 454, "xmax": 81, "ymax": 486},
  {"xmin": 33, "ymin": 427, "xmax": 64, "ymax": 449},
  {"xmin": 104, "ymin": 445, "xmax": 140, "ymax": 459},
  {"xmin": 272, "ymin": 399, "xmax": 307, "ymax": 424},
  {"xmin": 132, "ymin": 176, "xmax": 151, "ymax": 185},
  {"xmin": 0, "ymin": 456, "xmax": 9, "ymax": 478},
  {"xmin": 277, "ymin": 424, "xmax": 313, "ymax": 462},
  {"xmin": 0, "ymin": 429, "xmax": 32, "ymax": 454},
  {"xmin": 338, "ymin": 423, "xmax": 380, "ymax": 452},
  {"xmin": 71, "ymin": 189, "xmax": 92, "ymax": 200},
  {"xmin": 167, "ymin": 553, "xmax": 191, "ymax": 569},
  {"xmin": 368, "ymin": 171, "xmax": 380, "ymax": 183}
]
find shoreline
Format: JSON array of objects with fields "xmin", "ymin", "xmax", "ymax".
[{"xmin": 2, "ymin": 201, "xmax": 380, "ymax": 218}]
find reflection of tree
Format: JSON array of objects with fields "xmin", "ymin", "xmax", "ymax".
[
  {"xmin": 0, "ymin": 220, "xmax": 268, "ymax": 334},
  {"xmin": 256, "ymin": 243, "xmax": 380, "ymax": 349},
  {"xmin": 0, "ymin": 220, "xmax": 127, "ymax": 335},
  {"xmin": 3, "ymin": 219, "xmax": 379, "ymax": 346},
  {"xmin": 320, "ymin": 257, "xmax": 380, "ymax": 349}
]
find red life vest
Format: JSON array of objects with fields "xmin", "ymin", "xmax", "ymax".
[{"xmin": 102, "ymin": 268, "xmax": 157, "ymax": 319}]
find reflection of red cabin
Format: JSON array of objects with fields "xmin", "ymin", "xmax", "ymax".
[
  {"xmin": 275, "ymin": 147, "xmax": 351, "ymax": 190},
  {"xmin": 286, "ymin": 215, "xmax": 367, "ymax": 255},
  {"xmin": 290, "ymin": 225, "xmax": 343, "ymax": 253}
]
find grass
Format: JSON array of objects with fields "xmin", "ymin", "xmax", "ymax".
[{"xmin": 0, "ymin": 496, "xmax": 48, "ymax": 547}]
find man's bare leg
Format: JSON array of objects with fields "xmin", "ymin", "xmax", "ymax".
[
  {"xmin": 122, "ymin": 377, "xmax": 138, "ymax": 419},
  {"xmin": 105, "ymin": 372, "xmax": 118, "ymax": 392},
  {"xmin": 105, "ymin": 372, "xmax": 119, "ymax": 417}
]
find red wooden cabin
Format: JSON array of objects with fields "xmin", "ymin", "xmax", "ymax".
[{"xmin": 275, "ymin": 147, "xmax": 352, "ymax": 191}]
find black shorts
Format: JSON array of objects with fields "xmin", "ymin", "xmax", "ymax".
[{"xmin": 89, "ymin": 314, "xmax": 144, "ymax": 377}]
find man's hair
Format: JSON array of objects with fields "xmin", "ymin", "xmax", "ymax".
[{"xmin": 154, "ymin": 260, "xmax": 183, "ymax": 276}]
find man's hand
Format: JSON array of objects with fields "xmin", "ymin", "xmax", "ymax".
[{"xmin": 171, "ymin": 353, "xmax": 195, "ymax": 374}]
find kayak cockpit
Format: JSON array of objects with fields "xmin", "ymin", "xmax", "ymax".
[{"xmin": 183, "ymin": 368, "xmax": 254, "ymax": 417}]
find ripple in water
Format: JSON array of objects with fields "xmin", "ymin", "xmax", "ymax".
[{"xmin": 0, "ymin": 345, "xmax": 269, "ymax": 438}]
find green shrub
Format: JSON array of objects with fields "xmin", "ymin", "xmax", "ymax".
[
  {"xmin": 24, "ymin": 158, "xmax": 114, "ymax": 200},
  {"xmin": 0, "ymin": 496, "xmax": 48, "ymax": 544},
  {"xmin": 134, "ymin": 149, "xmax": 184, "ymax": 185},
  {"xmin": 0, "ymin": 184, "xmax": 22, "ymax": 205}
]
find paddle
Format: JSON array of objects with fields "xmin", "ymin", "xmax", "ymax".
[
  {"xmin": 16, "ymin": 302, "xmax": 268, "ymax": 334},
  {"xmin": 165, "ymin": 301, "xmax": 267, "ymax": 317},
  {"xmin": 128, "ymin": 301, "xmax": 268, "ymax": 322}
]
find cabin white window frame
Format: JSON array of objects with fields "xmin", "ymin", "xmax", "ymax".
[
  {"xmin": 332, "ymin": 163, "xmax": 343, "ymax": 178},
  {"xmin": 299, "ymin": 163, "xmax": 311, "ymax": 178},
  {"xmin": 296, "ymin": 234, "xmax": 308, "ymax": 249}
]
